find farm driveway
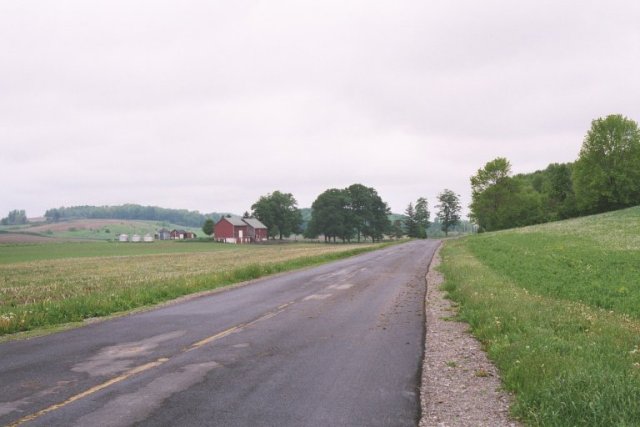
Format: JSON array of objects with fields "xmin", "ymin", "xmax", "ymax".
[{"xmin": 0, "ymin": 240, "xmax": 438, "ymax": 427}]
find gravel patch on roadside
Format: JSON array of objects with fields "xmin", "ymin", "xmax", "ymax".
[{"xmin": 420, "ymin": 244, "xmax": 520, "ymax": 427}]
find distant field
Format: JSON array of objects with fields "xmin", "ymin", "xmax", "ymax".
[
  {"xmin": 0, "ymin": 219, "xmax": 202, "ymax": 242},
  {"xmin": 439, "ymin": 206, "xmax": 640, "ymax": 425},
  {"xmin": 0, "ymin": 240, "xmax": 242, "ymax": 264},
  {"xmin": 0, "ymin": 241, "xmax": 384, "ymax": 337}
]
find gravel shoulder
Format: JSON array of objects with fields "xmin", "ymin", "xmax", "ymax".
[{"xmin": 420, "ymin": 243, "xmax": 520, "ymax": 427}]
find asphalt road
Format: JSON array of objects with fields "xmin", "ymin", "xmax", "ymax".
[{"xmin": 0, "ymin": 240, "xmax": 439, "ymax": 427}]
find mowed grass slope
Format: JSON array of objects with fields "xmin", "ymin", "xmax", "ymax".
[
  {"xmin": 0, "ymin": 241, "xmax": 383, "ymax": 337},
  {"xmin": 439, "ymin": 206, "xmax": 640, "ymax": 426}
]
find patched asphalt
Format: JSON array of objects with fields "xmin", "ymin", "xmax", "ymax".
[{"xmin": 0, "ymin": 240, "xmax": 438, "ymax": 427}]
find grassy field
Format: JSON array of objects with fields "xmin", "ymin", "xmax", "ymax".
[
  {"xmin": 0, "ymin": 241, "xmax": 387, "ymax": 337},
  {"xmin": 439, "ymin": 206, "xmax": 640, "ymax": 426},
  {"xmin": 0, "ymin": 240, "xmax": 246, "ymax": 264},
  {"xmin": 0, "ymin": 219, "xmax": 203, "ymax": 241}
]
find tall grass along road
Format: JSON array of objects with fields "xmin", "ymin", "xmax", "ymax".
[
  {"xmin": 439, "ymin": 206, "xmax": 640, "ymax": 426},
  {"xmin": 0, "ymin": 240, "xmax": 436, "ymax": 426},
  {"xmin": 0, "ymin": 241, "xmax": 389, "ymax": 337}
]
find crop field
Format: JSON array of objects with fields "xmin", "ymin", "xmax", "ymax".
[
  {"xmin": 0, "ymin": 241, "xmax": 383, "ymax": 338},
  {"xmin": 0, "ymin": 219, "xmax": 203, "ymax": 242},
  {"xmin": 439, "ymin": 206, "xmax": 640, "ymax": 426}
]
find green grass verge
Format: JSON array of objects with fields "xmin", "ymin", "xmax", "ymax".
[
  {"xmin": 0, "ymin": 242, "xmax": 393, "ymax": 337},
  {"xmin": 439, "ymin": 207, "xmax": 640, "ymax": 426}
]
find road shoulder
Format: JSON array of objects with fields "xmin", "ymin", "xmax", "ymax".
[{"xmin": 420, "ymin": 243, "xmax": 520, "ymax": 427}]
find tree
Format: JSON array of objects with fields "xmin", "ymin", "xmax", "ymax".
[
  {"xmin": 470, "ymin": 158, "xmax": 543, "ymax": 231},
  {"xmin": 367, "ymin": 197, "xmax": 391, "ymax": 242},
  {"xmin": 251, "ymin": 191, "xmax": 302, "ymax": 240},
  {"xmin": 1, "ymin": 210, "xmax": 28, "ymax": 226},
  {"xmin": 436, "ymin": 189, "xmax": 461, "ymax": 237},
  {"xmin": 470, "ymin": 157, "xmax": 513, "ymax": 231},
  {"xmin": 345, "ymin": 184, "xmax": 390, "ymax": 242},
  {"xmin": 42, "ymin": 204, "xmax": 221, "ymax": 227},
  {"xmin": 392, "ymin": 220, "xmax": 404, "ymax": 239},
  {"xmin": 470, "ymin": 157, "xmax": 511, "ymax": 195},
  {"xmin": 414, "ymin": 197, "xmax": 430, "ymax": 238},
  {"xmin": 202, "ymin": 218, "xmax": 214, "ymax": 237},
  {"xmin": 306, "ymin": 184, "xmax": 391, "ymax": 243},
  {"xmin": 573, "ymin": 115, "xmax": 640, "ymax": 214},
  {"xmin": 44, "ymin": 208, "xmax": 61, "ymax": 222},
  {"xmin": 305, "ymin": 188, "xmax": 353, "ymax": 242},
  {"xmin": 540, "ymin": 163, "xmax": 577, "ymax": 220},
  {"xmin": 404, "ymin": 202, "xmax": 418, "ymax": 237}
]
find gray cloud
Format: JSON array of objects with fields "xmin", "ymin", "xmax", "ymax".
[{"xmin": 2, "ymin": 1, "xmax": 639, "ymax": 217}]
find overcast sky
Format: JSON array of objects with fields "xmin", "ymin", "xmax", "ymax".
[{"xmin": 2, "ymin": 1, "xmax": 639, "ymax": 218}]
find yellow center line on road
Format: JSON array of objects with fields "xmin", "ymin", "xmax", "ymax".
[
  {"xmin": 8, "ymin": 358, "xmax": 169, "ymax": 427},
  {"xmin": 9, "ymin": 300, "xmax": 297, "ymax": 426},
  {"xmin": 186, "ymin": 325, "xmax": 243, "ymax": 351},
  {"xmin": 186, "ymin": 301, "xmax": 294, "ymax": 352}
]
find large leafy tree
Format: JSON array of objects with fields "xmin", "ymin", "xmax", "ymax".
[
  {"xmin": 470, "ymin": 157, "xmax": 511, "ymax": 195},
  {"xmin": 345, "ymin": 184, "xmax": 390, "ymax": 242},
  {"xmin": 306, "ymin": 184, "xmax": 390, "ymax": 243},
  {"xmin": 573, "ymin": 115, "xmax": 640, "ymax": 214},
  {"xmin": 251, "ymin": 191, "xmax": 302, "ymax": 240},
  {"xmin": 470, "ymin": 158, "xmax": 512, "ymax": 231},
  {"xmin": 435, "ymin": 189, "xmax": 461, "ymax": 237},
  {"xmin": 470, "ymin": 158, "xmax": 543, "ymax": 231},
  {"xmin": 305, "ymin": 188, "xmax": 353, "ymax": 242},
  {"xmin": 368, "ymin": 196, "xmax": 391, "ymax": 242}
]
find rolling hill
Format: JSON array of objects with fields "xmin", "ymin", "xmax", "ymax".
[{"xmin": 0, "ymin": 219, "xmax": 203, "ymax": 242}]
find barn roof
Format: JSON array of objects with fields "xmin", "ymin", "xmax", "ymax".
[
  {"xmin": 243, "ymin": 217, "xmax": 267, "ymax": 229},
  {"xmin": 221, "ymin": 215, "xmax": 247, "ymax": 227}
]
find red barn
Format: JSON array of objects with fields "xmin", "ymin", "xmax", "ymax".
[
  {"xmin": 214, "ymin": 216, "xmax": 268, "ymax": 244},
  {"xmin": 243, "ymin": 217, "xmax": 269, "ymax": 242}
]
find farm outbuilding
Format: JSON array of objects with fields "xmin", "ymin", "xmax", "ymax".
[
  {"xmin": 170, "ymin": 230, "xmax": 196, "ymax": 240},
  {"xmin": 242, "ymin": 217, "xmax": 269, "ymax": 242},
  {"xmin": 156, "ymin": 228, "xmax": 171, "ymax": 240},
  {"xmin": 214, "ymin": 215, "xmax": 268, "ymax": 244}
]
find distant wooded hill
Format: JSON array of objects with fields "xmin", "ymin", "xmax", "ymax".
[
  {"xmin": 44, "ymin": 204, "xmax": 227, "ymax": 228},
  {"xmin": 42, "ymin": 204, "xmax": 408, "ymax": 232}
]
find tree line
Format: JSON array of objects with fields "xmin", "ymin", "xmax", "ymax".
[
  {"xmin": 249, "ymin": 184, "xmax": 464, "ymax": 242},
  {"xmin": 400, "ymin": 190, "xmax": 463, "ymax": 238},
  {"xmin": 470, "ymin": 114, "xmax": 640, "ymax": 232},
  {"xmin": 304, "ymin": 184, "xmax": 390, "ymax": 242},
  {"xmin": 44, "ymin": 204, "xmax": 224, "ymax": 228},
  {"xmin": 0, "ymin": 209, "xmax": 28, "ymax": 226},
  {"xmin": 244, "ymin": 185, "xmax": 391, "ymax": 242}
]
